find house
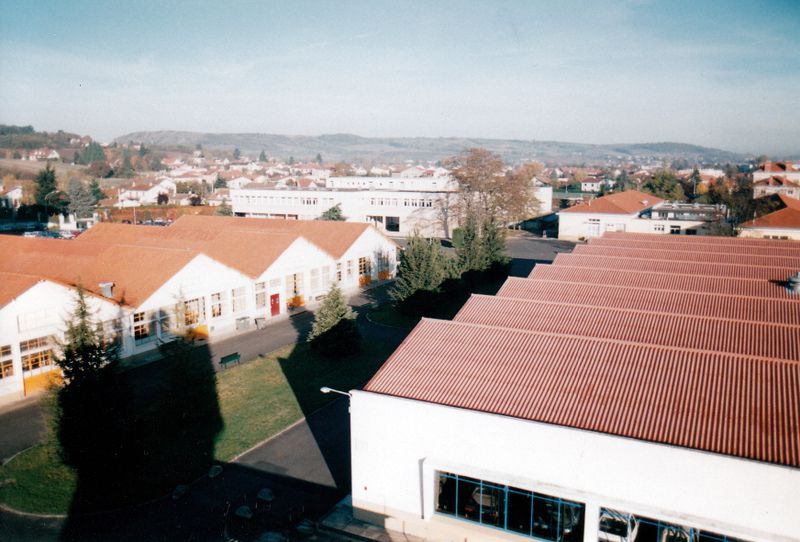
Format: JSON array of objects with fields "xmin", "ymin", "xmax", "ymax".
[
  {"xmin": 349, "ymin": 232, "xmax": 800, "ymax": 542},
  {"xmin": 753, "ymin": 175, "xmax": 800, "ymax": 199},
  {"xmin": 558, "ymin": 190, "xmax": 728, "ymax": 240},
  {"xmin": 118, "ymin": 178, "xmax": 177, "ymax": 205},
  {"xmin": 739, "ymin": 194, "xmax": 800, "ymax": 240},
  {"xmin": 1, "ymin": 186, "xmax": 24, "ymax": 210},
  {"xmin": 580, "ymin": 178, "xmax": 603, "ymax": 192}
]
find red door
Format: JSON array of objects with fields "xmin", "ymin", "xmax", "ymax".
[{"xmin": 270, "ymin": 294, "xmax": 280, "ymax": 317}]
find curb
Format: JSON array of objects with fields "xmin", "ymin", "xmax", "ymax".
[
  {"xmin": 0, "ymin": 502, "xmax": 67, "ymax": 519},
  {"xmin": 363, "ymin": 310, "xmax": 415, "ymax": 331}
]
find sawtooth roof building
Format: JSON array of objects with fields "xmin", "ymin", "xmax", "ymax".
[{"xmin": 349, "ymin": 232, "xmax": 800, "ymax": 542}]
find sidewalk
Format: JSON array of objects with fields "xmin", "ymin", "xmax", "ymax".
[{"xmin": 320, "ymin": 497, "xmax": 424, "ymax": 542}]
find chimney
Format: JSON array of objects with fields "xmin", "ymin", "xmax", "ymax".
[
  {"xmin": 788, "ymin": 273, "xmax": 800, "ymax": 295},
  {"xmin": 99, "ymin": 282, "xmax": 114, "ymax": 298}
]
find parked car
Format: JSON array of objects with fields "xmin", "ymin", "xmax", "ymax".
[{"xmin": 599, "ymin": 510, "xmax": 639, "ymax": 542}]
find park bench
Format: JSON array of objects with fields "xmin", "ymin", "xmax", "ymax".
[{"xmin": 220, "ymin": 352, "xmax": 241, "ymax": 369}]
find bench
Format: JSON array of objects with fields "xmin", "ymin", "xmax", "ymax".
[{"xmin": 220, "ymin": 352, "xmax": 241, "ymax": 369}]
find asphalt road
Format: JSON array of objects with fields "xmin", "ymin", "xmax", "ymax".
[{"xmin": 0, "ymin": 398, "xmax": 47, "ymax": 463}]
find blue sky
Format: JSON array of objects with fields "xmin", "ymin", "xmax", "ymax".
[{"xmin": 1, "ymin": 0, "xmax": 798, "ymax": 154}]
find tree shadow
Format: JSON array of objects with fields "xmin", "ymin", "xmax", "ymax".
[{"xmin": 59, "ymin": 340, "xmax": 223, "ymax": 540}]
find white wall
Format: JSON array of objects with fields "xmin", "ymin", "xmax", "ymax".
[
  {"xmin": 350, "ymin": 391, "xmax": 800, "ymax": 542},
  {"xmin": 0, "ymin": 281, "xmax": 122, "ymax": 405},
  {"xmin": 558, "ymin": 212, "xmax": 716, "ymax": 241},
  {"xmin": 739, "ymin": 226, "xmax": 800, "ymax": 241}
]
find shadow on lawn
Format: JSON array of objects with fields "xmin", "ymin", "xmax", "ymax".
[{"xmin": 59, "ymin": 339, "xmax": 223, "ymax": 540}]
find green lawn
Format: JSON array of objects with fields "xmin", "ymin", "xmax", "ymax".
[{"xmin": 0, "ymin": 340, "xmax": 393, "ymax": 514}]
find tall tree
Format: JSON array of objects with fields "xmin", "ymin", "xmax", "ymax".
[
  {"xmin": 214, "ymin": 174, "xmax": 227, "ymax": 189},
  {"xmin": 481, "ymin": 214, "xmax": 509, "ymax": 268},
  {"xmin": 642, "ymin": 170, "xmax": 685, "ymax": 201},
  {"xmin": 453, "ymin": 214, "xmax": 486, "ymax": 273},
  {"xmin": 35, "ymin": 163, "xmax": 58, "ymax": 206},
  {"xmin": 389, "ymin": 233, "xmax": 451, "ymax": 302},
  {"xmin": 315, "ymin": 153, "xmax": 323, "ymax": 165},
  {"xmin": 258, "ymin": 150, "xmax": 267, "ymax": 162},
  {"xmin": 308, "ymin": 284, "xmax": 360, "ymax": 356},
  {"xmin": 67, "ymin": 179, "xmax": 95, "ymax": 218},
  {"xmin": 232, "ymin": 147, "xmax": 241, "ymax": 160},
  {"xmin": 119, "ymin": 150, "xmax": 135, "ymax": 178}
]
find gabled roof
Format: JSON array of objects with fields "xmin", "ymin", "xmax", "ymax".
[
  {"xmin": 741, "ymin": 195, "xmax": 800, "ymax": 230},
  {"xmin": 603, "ymin": 230, "xmax": 798, "ymax": 248},
  {"xmin": 0, "ymin": 235, "xmax": 197, "ymax": 307},
  {"xmin": 560, "ymin": 190, "xmax": 664, "ymax": 215},
  {"xmin": 170, "ymin": 215, "xmax": 396, "ymax": 259},
  {"xmin": 77, "ymin": 223, "xmax": 303, "ymax": 278},
  {"xmin": 587, "ymin": 236, "xmax": 800, "ymax": 258},
  {"xmin": 0, "ymin": 272, "xmax": 41, "ymax": 310},
  {"xmin": 365, "ymin": 318, "xmax": 800, "ymax": 468}
]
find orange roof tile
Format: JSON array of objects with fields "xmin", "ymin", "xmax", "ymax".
[
  {"xmin": 572, "ymin": 243, "xmax": 800, "ymax": 268},
  {"xmin": 742, "ymin": 195, "xmax": 800, "ymax": 230},
  {"xmin": 0, "ymin": 272, "xmax": 41, "ymax": 309},
  {"xmin": 560, "ymin": 190, "xmax": 664, "ymax": 214}
]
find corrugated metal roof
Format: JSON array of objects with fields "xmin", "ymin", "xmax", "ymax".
[
  {"xmin": 553, "ymin": 253, "xmax": 796, "ymax": 281},
  {"xmin": 573, "ymin": 244, "xmax": 800, "ymax": 268},
  {"xmin": 365, "ymin": 318, "xmax": 800, "ymax": 468},
  {"xmin": 588, "ymin": 236, "xmax": 800, "ymax": 258},
  {"xmin": 454, "ymin": 294, "xmax": 800, "ymax": 361},
  {"xmin": 603, "ymin": 231, "xmax": 800, "ymax": 249},
  {"xmin": 527, "ymin": 265, "xmax": 800, "ymax": 301},
  {"xmin": 496, "ymin": 277, "xmax": 800, "ymax": 325}
]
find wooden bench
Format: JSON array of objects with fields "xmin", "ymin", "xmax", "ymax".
[{"xmin": 220, "ymin": 352, "xmax": 241, "ymax": 369}]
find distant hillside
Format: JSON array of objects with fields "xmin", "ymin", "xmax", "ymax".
[{"xmin": 115, "ymin": 131, "xmax": 749, "ymax": 165}]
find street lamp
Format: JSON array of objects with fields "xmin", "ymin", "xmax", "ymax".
[{"xmin": 320, "ymin": 386, "xmax": 352, "ymax": 398}]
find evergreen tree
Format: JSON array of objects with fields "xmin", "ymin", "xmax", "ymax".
[
  {"xmin": 213, "ymin": 173, "xmax": 227, "ymax": 189},
  {"xmin": 67, "ymin": 179, "xmax": 95, "ymax": 218},
  {"xmin": 389, "ymin": 233, "xmax": 451, "ymax": 302},
  {"xmin": 308, "ymin": 284, "xmax": 360, "ymax": 356},
  {"xmin": 138, "ymin": 144, "xmax": 148, "ymax": 157},
  {"xmin": 454, "ymin": 214, "xmax": 486, "ymax": 273},
  {"xmin": 233, "ymin": 147, "xmax": 241, "ymax": 160},
  {"xmin": 81, "ymin": 142, "xmax": 106, "ymax": 164},
  {"xmin": 258, "ymin": 150, "xmax": 267, "ymax": 162},
  {"xmin": 35, "ymin": 163, "xmax": 58, "ymax": 206},
  {"xmin": 481, "ymin": 214, "xmax": 509, "ymax": 268},
  {"xmin": 119, "ymin": 149, "xmax": 135, "ymax": 177},
  {"xmin": 320, "ymin": 204, "xmax": 345, "ymax": 221},
  {"xmin": 315, "ymin": 153, "xmax": 323, "ymax": 165},
  {"xmin": 149, "ymin": 155, "xmax": 164, "ymax": 171}
]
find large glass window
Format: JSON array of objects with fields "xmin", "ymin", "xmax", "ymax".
[
  {"xmin": 255, "ymin": 282, "xmax": 266, "ymax": 309},
  {"xmin": 436, "ymin": 471, "xmax": 584, "ymax": 542},
  {"xmin": 133, "ymin": 311, "xmax": 152, "ymax": 340},
  {"xmin": 184, "ymin": 297, "xmax": 205, "ymax": 326},
  {"xmin": 231, "ymin": 287, "xmax": 246, "ymax": 314},
  {"xmin": 599, "ymin": 508, "xmax": 749, "ymax": 542},
  {"xmin": 211, "ymin": 292, "xmax": 224, "ymax": 318}
]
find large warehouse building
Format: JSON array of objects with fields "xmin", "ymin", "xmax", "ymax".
[{"xmin": 349, "ymin": 232, "xmax": 800, "ymax": 542}]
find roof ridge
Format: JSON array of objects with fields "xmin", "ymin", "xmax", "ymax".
[
  {"xmin": 505, "ymin": 277, "xmax": 800, "ymax": 306},
  {"xmin": 556, "ymin": 252, "xmax": 799, "ymax": 272},
  {"xmin": 468, "ymin": 292, "xmax": 800, "ymax": 328},
  {"xmin": 417, "ymin": 317, "xmax": 800, "ymax": 366},
  {"xmin": 531, "ymin": 264, "xmax": 789, "ymax": 285}
]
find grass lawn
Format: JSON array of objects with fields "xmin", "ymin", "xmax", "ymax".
[{"xmin": 0, "ymin": 339, "xmax": 393, "ymax": 514}]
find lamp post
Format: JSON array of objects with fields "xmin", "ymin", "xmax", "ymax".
[
  {"xmin": 319, "ymin": 386, "xmax": 351, "ymax": 398},
  {"xmin": 44, "ymin": 190, "xmax": 63, "ymax": 228}
]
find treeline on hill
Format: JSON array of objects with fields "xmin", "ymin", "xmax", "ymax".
[{"xmin": 0, "ymin": 124, "xmax": 81, "ymax": 150}]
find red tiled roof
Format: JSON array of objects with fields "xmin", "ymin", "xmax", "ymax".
[
  {"xmin": 170, "ymin": 215, "xmax": 396, "ymax": 259},
  {"xmin": 553, "ymin": 253, "xmax": 796, "ymax": 281},
  {"xmin": 603, "ymin": 231, "xmax": 799, "ymax": 248},
  {"xmin": 77, "ymin": 223, "xmax": 301, "ymax": 278},
  {"xmin": 364, "ymin": 318, "xmax": 800, "ymax": 468},
  {"xmin": 560, "ymin": 190, "xmax": 664, "ymax": 214},
  {"xmin": 496, "ymin": 277, "xmax": 800, "ymax": 325},
  {"xmin": 588, "ymin": 236, "xmax": 800, "ymax": 258},
  {"xmin": 741, "ymin": 195, "xmax": 800, "ymax": 230},
  {"xmin": 454, "ymin": 294, "xmax": 800, "ymax": 361},
  {"xmin": 572, "ymin": 244, "xmax": 800, "ymax": 269},
  {"xmin": 0, "ymin": 272, "xmax": 41, "ymax": 309},
  {"xmin": 0, "ymin": 236, "xmax": 197, "ymax": 307},
  {"xmin": 527, "ymin": 265, "xmax": 800, "ymax": 301}
]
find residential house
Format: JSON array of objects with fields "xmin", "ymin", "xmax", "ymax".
[{"xmin": 739, "ymin": 194, "xmax": 800, "ymax": 240}]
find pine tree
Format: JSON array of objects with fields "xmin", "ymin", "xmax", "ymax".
[
  {"xmin": 481, "ymin": 214, "xmax": 509, "ymax": 268},
  {"xmin": 67, "ymin": 179, "xmax": 95, "ymax": 218},
  {"xmin": 389, "ymin": 233, "xmax": 451, "ymax": 302},
  {"xmin": 308, "ymin": 284, "xmax": 360, "ymax": 356},
  {"xmin": 315, "ymin": 153, "xmax": 323, "ymax": 165},
  {"xmin": 258, "ymin": 150, "xmax": 267, "ymax": 162},
  {"xmin": 35, "ymin": 163, "xmax": 57, "ymax": 206},
  {"xmin": 89, "ymin": 179, "xmax": 105, "ymax": 203},
  {"xmin": 233, "ymin": 147, "xmax": 241, "ymax": 160},
  {"xmin": 320, "ymin": 204, "xmax": 345, "ymax": 221},
  {"xmin": 454, "ymin": 214, "xmax": 486, "ymax": 273}
]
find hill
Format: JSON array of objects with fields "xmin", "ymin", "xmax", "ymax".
[{"xmin": 114, "ymin": 131, "xmax": 749, "ymax": 165}]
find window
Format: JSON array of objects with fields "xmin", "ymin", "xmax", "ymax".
[
  {"xmin": 133, "ymin": 312, "xmax": 151, "ymax": 340},
  {"xmin": 670, "ymin": 225, "xmax": 681, "ymax": 234},
  {"xmin": 255, "ymin": 282, "xmax": 266, "ymax": 308},
  {"xmin": 231, "ymin": 287, "xmax": 246, "ymax": 314},
  {"xmin": 322, "ymin": 266, "xmax": 331, "ymax": 289},
  {"xmin": 600, "ymin": 508, "xmax": 748, "ymax": 542},
  {"xmin": 336, "ymin": 262, "xmax": 342, "ymax": 282},
  {"xmin": 211, "ymin": 292, "xmax": 224, "ymax": 318},
  {"xmin": 285, "ymin": 273, "xmax": 303, "ymax": 297},
  {"xmin": 436, "ymin": 471, "xmax": 584, "ymax": 542},
  {"xmin": 184, "ymin": 297, "xmax": 205, "ymax": 326},
  {"xmin": 310, "ymin": 268, "xmax": 320, "ymax": 292},
  {"xmin": 347, "ymin": 260, "xmax": 354, "ymax": 279},
  {"xmin": 653, "ymin": 224, "xmax": 665, "ymax": 232},
  {"xmin": 1, "ymin": 345, "xmax": 13, "ymax": 379},
  {"xmin": 358, "ymin": 257, "xmax": 371, "ymax": 276},
  {"xmin": 386, "ymin": 216, "xmax": 400, "ymax": 232},
  {"xmin": 22, "ymin": 350, "xmax": 52, "ymax": 372}
]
